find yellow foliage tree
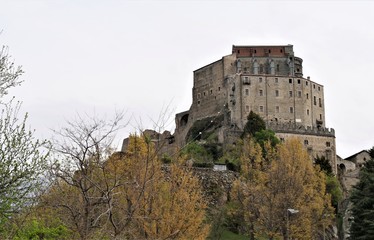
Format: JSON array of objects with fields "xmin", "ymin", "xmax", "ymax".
[
  {"xmin": 230, "ymin": 138, "xmax": 334, "ymax": 240},
  {"xmin": 44, "ymin": 111, "xmax": 210, "ymax": 240},
  {"xmin": 104, "ymin": 134, "xmax": 210, "ymax": 239}
]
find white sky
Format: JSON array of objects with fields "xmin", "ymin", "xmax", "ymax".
[{"xmin": 1, "ymin": 0, "xmax": 373, "ymax": 158}]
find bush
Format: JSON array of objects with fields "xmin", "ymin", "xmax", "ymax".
[{"xmin": 161, "ymin": 153, "xmax": 172, "ymax": 164}]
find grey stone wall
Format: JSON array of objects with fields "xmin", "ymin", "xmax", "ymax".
[{"xmin": 174, "ymin": 44, "xmax": 336, "ymax": 173}]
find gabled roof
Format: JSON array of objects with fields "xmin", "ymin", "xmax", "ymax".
[{"xmin": 345, "ymin": 150, "xmax": 370, "ymax": 161}]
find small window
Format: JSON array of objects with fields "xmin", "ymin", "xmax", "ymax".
[
  {"xmin": 259, "ymin": 89, "xmax": 263, "ymax": 96},
  {"xmin": 318, "ymin": 86, "xmax": 321, "ymax": 91},
  {"xmin": 245, "ymin": 89, "xmax": 249, "ymax": 96},
  {"xmin": 314, "ymin": 96, "xmax": 317, "ymax": 105},
  {"xmin": 306, "ymin": 81, "xmax": 309, "ymax": 86},
  {"xmin": 290, "ymin": 107, "xmax": 294, "ymax": 113},
  {"xmin": 307, "ymin": 109, "xmax": 310, "ymax": 115},
  {"xmin": 259, "ymin": 106, "xmax": 264, "ymax": 112},
  {"xmin": 237, "ymin": 50, "xmax": 240, "ymax": 53},
  {"xmin": 280, "ymin": 137, "xmax": 285, "ymax": 142},
  {"xmin": 298, "ymin": 91, "xmax": 302, "ymax": 98},
  {"xmin": 276, "ymin": 106, "xmax": 280, "ymax": 113},
  {"xmin": 245, "ymin": 105, "xmax": 249, "ymax": 112},
  {"xmin": 203, "ymin": 92, "xmax": 206, "ymax": 96},
  {"xmin": 320, "ymin": 114, "xmax": 322, "ymax": 120},
  {"xmin": 269, "ymin": 49, "xmax": 271, "ymax": 53},
  {"xmin": 289, "ymin": 79, "xmax": 293, "ymax": 84},
  {"xmin": 289, "ymin": 91, "xmax": 293, "ymax": 97},
  {"xmin": 210, "ymin": 89, "xmax": 213, "ymax": 94},
  {"xmin": 197, "ymin": 100, "xmax": 201, "ymax": 105},
  {"xmin": 306, "ymin": 93, "xmax": 309, "ymax": 99},
  {"xmin": 326, "ymin": 142, "xmax": 331, "ymax": 147},
  {"xmin": 218, "ymin": 87, "xmax": 221, "ymax": 91},
  {"xmin": 197, "ymin": 93, "xmax": 201, "ymax": 99},
  {"xmin": 275, "ymin": 78, "xmax": 278, "ymax": 83},
  {"xmin": 297, "ymin": 68, "xmax": 300, "ymax": 72},
  {"xmin": 280, "ymin": 49, "xmax": 283, "ymax": 53},
  {"xmin": 313, "ymin": 84, "xmax": 316, "ymax": 89},
  {"xmin": 243, "ymin": 77, "xmax": 251, "ymax": 85},
  {"xmin": 297, "ymin": 79, "xmax": 301, "ymax": 84},
  {"xmin": 275, "ymin": 90, "xmax": 279, "ymax": 97},
  {"xmin": 319, "ymin": 98, "xmax": 322, "ymax": 107},
  {"xmin": 276, "ymin": 64, "xmax": 280, "ymax": 72},
  {"xmin": 254, "ymin": 49, "xmax": 257, "ymax": 53},
  {"xmin": 259, "ymin": 77, "xmax": 263, "ymax": 83},
  {"xmin": 304, "ymin": 140, "xmax": 309, "ymax": 145}
]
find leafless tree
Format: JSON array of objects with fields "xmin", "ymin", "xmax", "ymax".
[
  {"xmin": 48, "ymin": 111, "xmax": 129, "ymax": 239},
  {"xmin": 0, "ymin": 45, "xmax": 23, "ymax": 98}
]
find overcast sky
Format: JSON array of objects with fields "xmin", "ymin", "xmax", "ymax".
[{"xmin": 0, "ymin": 0, "xmax": 373, "ymax": 158}]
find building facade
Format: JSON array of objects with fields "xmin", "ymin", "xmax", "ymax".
[{"xmin": 175, "ymin": 45, "xmax": 337, "ymax": 174}]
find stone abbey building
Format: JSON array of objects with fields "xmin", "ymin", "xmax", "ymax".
[{"xmin": 174, "ymin": 45, "xmax": 337, "ymax": 174}]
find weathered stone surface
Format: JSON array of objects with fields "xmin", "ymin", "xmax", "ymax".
[
  {"xmin": 191, "ymin": 167, "xmax": 238, "ymax": 207},
  {"xmin": 173, "ymin": 44, "xmax": 337, "ymax": 174}
]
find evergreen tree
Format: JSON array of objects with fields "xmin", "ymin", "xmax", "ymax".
[
  {"xmin": 350, "ymin": 157, "xmax": 374, "ymax": 239},
  {"xmin": 242, "ymin": 111, "xmax": 266, "ymax": 138}
]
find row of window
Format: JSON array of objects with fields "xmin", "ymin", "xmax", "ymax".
[
  {"xmin": 242, "ymin": 76, "xmax": 321, "ymax": 91},
  {"xmin": 197, "ymin": 87, "xmax": 221, "ymax": 99},
  {"xmin": 278, "ymin": 138, "xmax": 331, "ymax": 148},
  {"xmin": 304, "ymin": 140, "xmax": 331, "ymax": 147},
  {"xmin": 247, "ymin": 88, "xmax": 323, "ymax": 107},
  {"xmin": 245, "ymin": 105, "xmax": 323, "ymax": 119}
]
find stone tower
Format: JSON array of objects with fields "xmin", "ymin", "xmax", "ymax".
[{"xmin": 174, "ymin": 45, "xmax": 337, "ymax": 174}]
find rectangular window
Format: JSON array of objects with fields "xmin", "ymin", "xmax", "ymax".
[
  {"xmin": 243, "ymin": 76, "xmax": 250, "ymax": 85},
  {"xmin": 289, "ymin": 91, "xmax": 293, "ymax": 97},
  {"xmin": 210, "ymin": 89, "xmax": 213, "ymax": 94},
  {"xmin": 218, "ymin": 87, "xmax": 221, "ymax": 91},
  {"xmin": 298, "ymin": 91, "xmax": 302, "ymax": 98},
  {"xmin": 245, "ymin": 89, "xmax": 249, "ymax": 96},
  {"xmin": 276, "ymin": 106, "xmax": 280, "ymax": 113},
  {"xmin": 318, "ymin": 86, "xmax": 321, "ymax": 91},
  {"xmin": 313, "ymin": 84, "xmax": 316, "ymax": 89},
  {"xmin": 259, "ymin": 89, "xmax": 263, "ymax": 96},
  {"xmin": 319, "ymin": 98, "xmax": 322, "ymax": 107},
  {"xmin": 203, "ymin": 91, "xmax": 206, "ymax": 96},
  {"xmin": 306, "ymin": 81, "xmax": 309, "ymax": 86},
  {"xmin": 297, "ymin": 79, "xmax": 301, "ymax": 84},
  {"xmin": 304, "ymin": 139, "xmax": 309, "ymax": 145},
  {"xmin": 320, "ymin": 114, "xmax": 322, "ymax": 120},
  {"xmin": 275, "ymin": 90, "xmax": 279, "ymax": 97},
  {"xmin": 259, "ymin": 106, "xmax": 264, "ymax": 112},
  {"xmin": 307, "ymin": 93, "xmax": 309, "ymax": 99},
  {"xmin": 307, "ymin": 109, "xmax": 310, "ymax": 115},
  {"xmin": 326, "ymin": 142, "xmax": 331, "ymax": 147},
  {"xmin": 275, "ymin": 78, "xmax": 278, "ymax": 83},
  {"xmin": 289, "ymin": 79, "xmax": 293, "ymax": 84},
  {"xmin": 259, "ymin": 77, "xmax": 263, "ymax": 83},
  {"xmin": 314, "ymin": 96, "xmax": 317, "ymax": 105},
  {"xmin": 290, "ymin": 107, "xmax": 294, "ymax": 113}
]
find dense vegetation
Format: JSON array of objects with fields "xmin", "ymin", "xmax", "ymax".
[{"xmin": 350, "ymin": 151, "xmax": 374, "ymax": 239}]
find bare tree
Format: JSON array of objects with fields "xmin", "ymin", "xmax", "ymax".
[
  {"xmin": 0, "ymin": 46, "xmax": 23, "ymax": 98},
  {"xmin": 48, "ymin": 111, "xmax": 128, "ymax": 239}
]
